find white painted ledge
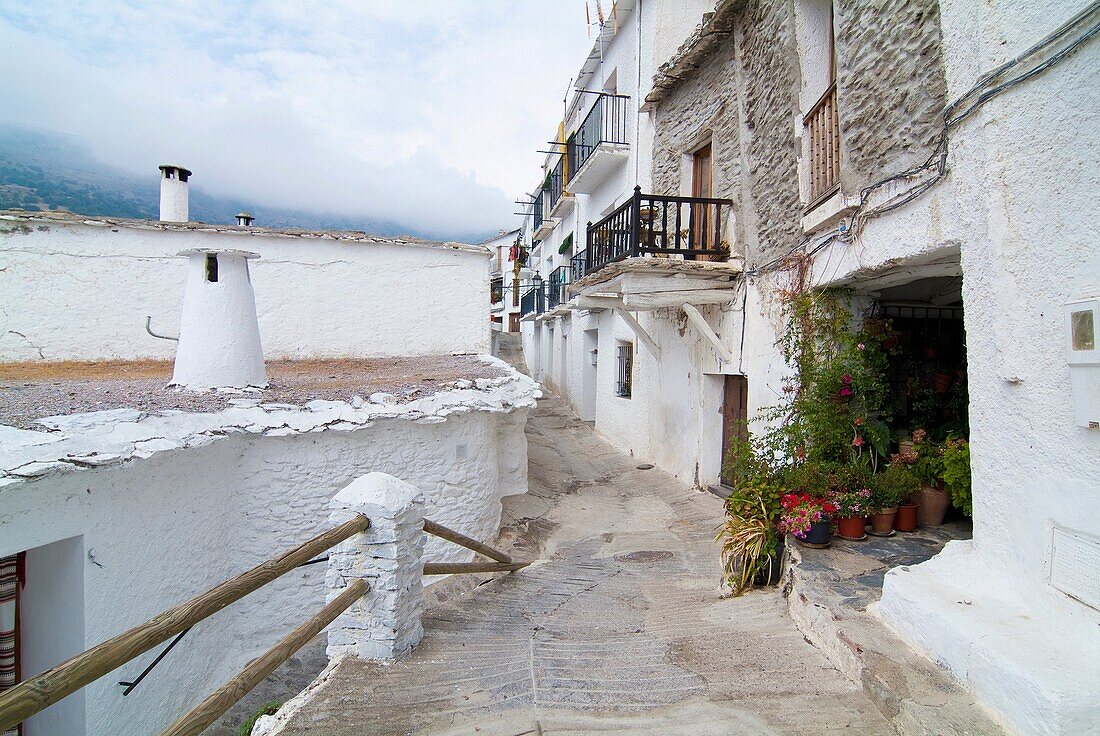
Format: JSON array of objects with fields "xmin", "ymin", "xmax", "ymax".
[
  {"xmin": 876, "ymin": 540, "xmax": 1100, "ymax": 736},
  {"xmin": 0, "ymin": 355, "xmax": 540, "ymax": 489}
]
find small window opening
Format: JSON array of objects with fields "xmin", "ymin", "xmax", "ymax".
[
  {"xmin": 205, "ymin": 253, "xmax": 219, "ymax": 282},
  {"xmin": 615, "ymin": 342, "xmax": 633, "ymax": 398}
]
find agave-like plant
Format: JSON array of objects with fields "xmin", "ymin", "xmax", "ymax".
[{"xmin": 717, "ymin": 493, "xmax": 781, "ymax": 596}]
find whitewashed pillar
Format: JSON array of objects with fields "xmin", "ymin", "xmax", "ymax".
[{"xmin": 325, "ymin": 473, "xmax": 425, "ymax": 661}]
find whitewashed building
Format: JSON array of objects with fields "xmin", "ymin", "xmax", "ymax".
[
  {"xmin": 520, "ymin": 0, "xmax": 1100, "ymax": 733},
  {"xmin": 0, "ymin": 166, "xmax": 538, "ymax": 735},
  {"xmin": 0, "ymin": 166, "xmax": 492, "ymax": 362},
  {"xmin": 482, "ymin": 228, "xmax": 526, "ymax": 334}
]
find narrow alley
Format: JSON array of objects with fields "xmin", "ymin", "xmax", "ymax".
[{"xmin": 273, "ymin": 336, "xmax": 894, "ymax": 735}]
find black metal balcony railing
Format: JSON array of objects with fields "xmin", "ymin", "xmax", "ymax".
[
  {"xmin": 532, "ymin": 189, "xmax": 545, "ymax": 231},
  {"xmin": 547, "ymin": 155, "xmax": 567, "ymax": 213},
  {"xmin": 520, "ymin": 284, "xmax": 546, "ymax": 316},
  {"xmin": 583, "ymin": 187, "xmax": 733, "ymax": 276},
  {"xmin": 568, "ymin": 93, "xmax": 630, "ymax": 178},
  {"xmin": 570, "ymin": 249, "xmax": 589, "ymax": 282},
  {"xmin": 547, "ymin": 265, "xmax": 571, "ymax": 310}
]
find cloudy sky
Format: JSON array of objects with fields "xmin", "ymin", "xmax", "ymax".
[{"xmin": 0, "ymin": 2, "xmax": 596, "ymax": 238}]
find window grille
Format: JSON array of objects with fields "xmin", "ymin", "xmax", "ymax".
[{"xmin": 616, "ymin": 343, "xmax": 633, "ymax": 398}]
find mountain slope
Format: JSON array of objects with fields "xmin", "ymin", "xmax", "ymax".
[{"xmin": 0, "ymin": 125, "xmax": 487, "ymax": 241}]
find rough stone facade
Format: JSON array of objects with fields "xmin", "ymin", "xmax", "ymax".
[
  {"xmin": 649, "ymin": 0, "xmax": 805, "ymax": 263},
  {"xmin": 835, "ymin": 0, "xmax": 948, "ymax": 192},
  {"xmin": 736, "ymin": 0, "xmax": 804, "ymax": 260},
  {"xmin": 651, "ymin": 28, "xmax": 741, "ymax": 201}
]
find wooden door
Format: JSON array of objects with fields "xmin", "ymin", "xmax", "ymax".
[
  {"xmin": 691, "ymin": 144, "xmax": 715, "ymax": 255},
  {"xmin": 509, "ymin": 313, "xmax": 520, "ymax": 332},
  {"xmin": 720, "ymin": 374, "xmax": 748, "ymax": 487}
]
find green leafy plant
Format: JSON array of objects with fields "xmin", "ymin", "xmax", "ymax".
[
  {"xmin": 908, "ymin": 428, "xmax": 944, "ymax": 487},
  {"xmin": 941, "ymin": 437, "xmax": 972, "ymax": 515},
  {"xmin": 238, "ymin": 701, "xmax": 281, "ymax": 736},
  {"xmin": 872, "ymin": 463, "xmax": 920, "ymax": 510},
  {"xmin": 717, "ymin": 434, "xmax": 784, "ymax": 596}
]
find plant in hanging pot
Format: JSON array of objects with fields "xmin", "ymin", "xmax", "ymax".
[
  {"xmin": 716, "ymin": 436, "xmax": 785, "ymax": 596},
  {"xmin": 869, "ymin": 463, "xmax": 919, "ymax": 536}
]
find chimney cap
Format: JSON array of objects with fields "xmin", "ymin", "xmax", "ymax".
[
  {"xmin": 236, "ymin": 211, "xmax": 253, "ymax": 219},
  {"xmin": 159, "ymin": 164, "xmax": 192, "ymax": 178}
]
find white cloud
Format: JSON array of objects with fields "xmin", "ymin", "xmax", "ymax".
[{"xmin": 0, "ymin": 1, "xmax": 595, "ymax": 238}]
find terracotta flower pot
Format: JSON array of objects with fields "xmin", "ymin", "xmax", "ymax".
[
  {"xmin": 917, "ymin": 484, "xmax": 950, "ymax": 526},
  {"xmin": 894, "ymin": 503, "xmax": 919, "ymax": 532},
  {"xmin": 934, "ymin": 372, "xmax": 954, "ymax": 394},
  {"xmin": 835, "ymin": 516, "xmax": 866, "ymax": 540},
  {"xmin": 871, "ymin": 507, "xmax": 898, "ymax": 535}
]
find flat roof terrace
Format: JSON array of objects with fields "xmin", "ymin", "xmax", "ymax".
[{"xmin": 0, "ymin": 355, "xmax": 507, "ymax": 430}]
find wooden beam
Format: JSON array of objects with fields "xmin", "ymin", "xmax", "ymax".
[
  {"xmin": 682, "ymin": 303, "xmax": 734, "ymax": 364},
  {"xmin": 423, "ymin": 518, "xmax": 512, "ymax": 564},
  {"xmin": 622, "ymin": 289, "xmax": 738, "ymax": 310},
  {"xmin": 569, "ymin": 295, "xmax": 620, "ymax": 311},
  {"xmin": 0, "ymin": 515, "xmax": 372, "ymax": 733},
  {"xmin": 620, "ymin": 274, "xmax": 735, "ymax": 294},
  {"xmin": 613, "ymin": 307, "xmax": 661, "ymax": 358},
  {"xmin": 160, "ymin": 578, "xmax": 369, "ymax": 736},
  {"xmin": 423, "ymin": 561, "xmax": 530, "ymax": 575}
]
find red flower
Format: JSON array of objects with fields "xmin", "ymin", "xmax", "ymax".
[
  {"xmin": 842, "ymin": 374, "xmax": 852, "ymax": 385},
  {"xmin": 852, "ymin": 435, "xmax": 864, "ymax": 447},
  {"xmin": 854, "ymin": 416, "xmax": 864, "ymax": 426}
]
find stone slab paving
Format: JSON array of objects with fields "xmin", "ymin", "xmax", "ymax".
[{"xmin": 275, "ymin": 354, "xmax": 896, "ymax": 734}]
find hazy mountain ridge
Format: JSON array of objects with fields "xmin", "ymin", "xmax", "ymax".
[{"xmin": 0, "ymin": 126, "xmax": 491, "ymax": 242}]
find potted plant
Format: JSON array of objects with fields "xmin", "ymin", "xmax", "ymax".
[
  {"xmin": 716, "ymin": 436, "xmax": 785, "ymax": 595},
  {"xmin": 941, "ymin": 436, "xmax": 972, "ymax": 516},
  {"xmin": 870, "ymin": 463, "xmax": 919, "ymax": 535},
  {"xmin": 829, "ymin": 464, "xmax": 871, "ymax": 540},
  {"xmin": 779, "ymin": 491, "xmax": 836, "ymax": 547},
  {"xmin": 910, "ymin": 428, "xmax": 949, "ymax": 526}
]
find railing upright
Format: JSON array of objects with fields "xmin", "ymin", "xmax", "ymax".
[{"xmin": 630, "ymin": 186, "xmax": 642, "ymax": 258}]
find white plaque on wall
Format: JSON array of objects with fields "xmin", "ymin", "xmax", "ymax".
[{"xmin": 1050, "ymin": 527, "xmax": 1100, "ymax": 612}]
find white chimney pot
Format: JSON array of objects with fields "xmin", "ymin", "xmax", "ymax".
[
  {"xmin": 159, "ymin": 164, "xmax": 191, "ymax": 222},
  {"xmin": 171, "ymin": 249, "xmax": 267, "ymax": 389}
]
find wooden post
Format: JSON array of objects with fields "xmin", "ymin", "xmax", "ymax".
[
  {"xmin": 0, "ymin": 516, "xmax": 370, "ymax": 733},
  {"xmin": 422, "ymin": 518, "xmax": 512, "ymax": 564},
  {"xmin": 423, "ymin": 561, "xmax": 529, "ymax": 575},
  {"xmin": 159, "ymin": 579, "xmax": 369, "ymax": 736}
]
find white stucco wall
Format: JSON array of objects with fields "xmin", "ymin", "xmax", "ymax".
[
  {"xmin": 0, "ymin": 366, "xmax": 537, "ymax": 736},
  {"xmin": 875, "ymin": 2, "xmax": 1100, "ymax": 732},
  {"xmin": 0, "ymin": 216, "xmax": 490, "ymax": 361}
]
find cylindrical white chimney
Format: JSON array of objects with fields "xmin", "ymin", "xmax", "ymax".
[
  {"xmin": 159, "ymin": 164, "xmax": 191, "ymax": 222},
  {"xmin": 236, "ymin": 212, "xmax": 255, "ymax": 227},
  {"xmin": 171, "ymin": 249, "xmax": 267, "ymax": 389}
]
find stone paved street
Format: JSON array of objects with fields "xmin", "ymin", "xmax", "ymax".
[{"xmin": 274, "ymin": 339, "xmax": 895, "ymax": 735}]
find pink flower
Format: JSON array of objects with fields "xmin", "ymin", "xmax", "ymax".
[
  {"xmin": 857, "ymin": 343, "xmax": 865, "ymax": 351},
  {"xmin": 854, "ymin": 416, "xmax": 864, "ymax": 426},
  {"xmin": 852, "ymin": 435, "xmax": 864, "ymax": 447},
  {"xmin": 839, "ymin": 387, "xmax": 853, "ymax": 397},
  {"xmin": 842, "ymin": 374, "xmax": 852, "ymax": 385}
]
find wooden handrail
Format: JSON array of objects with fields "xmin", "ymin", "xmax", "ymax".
[
  {"xmin": 160, "ymin": 578, "xmax": 369, "ymax": 736},
  {"xmin": 423, "ymin": 518, "xmax": 513, "ymax": 564},
  {"xmin": 0, "ymin": 515, "xmax": 371, "ymax": 732},
  {"xmin": 423, "ymin": 561, "xmax": 529, "ymax": 575}
]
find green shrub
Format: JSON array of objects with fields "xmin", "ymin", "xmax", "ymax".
[
  {"xmin": 941, "ymin": 437, "xmax": 972, "ymax": 515},
  {"xmin": 238, "ymin": 701, "xmax": 282, "ymax": 736},
  {"xmin": 872, "ymin": 463, "xmax": 919, "ymax": 510}
]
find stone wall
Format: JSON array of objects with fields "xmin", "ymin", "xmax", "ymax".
[
  {"xmin": 737, "ymin": 0, "xmax": 804, "ymax": 260},
  {"xmin": 649, "ymin": 0, "xmax": 804, "ymax": 262},
  {"xmin": 835, "ymin": 0, "xmax": 948, "ymax": 192}
]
